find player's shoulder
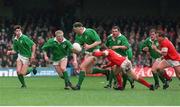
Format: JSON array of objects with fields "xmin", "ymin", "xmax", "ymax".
[
  {"xmin": 119, "ymin": 34, "xmax": 127, "ymax": 39},
  {"xmin": 21, "ymin": 34, "xmax": 30, "ymax": 39},
  {"xmin": 145, "ymin": 37, "xmax": 151, "ymax": 41},
  {"xmin": 86, "ymin": 28, "xmax": 95, "ymax": 31},
  {"xmin": 64, "ymin": 38, "xmax": 72, "ymax": 44},
  {"xmin": 162, "ymin": 38, "xmax": 170, "ymax": 44},
  {"xmin": 107, "ymin": 34, "xmax": 113, "ymax": 39},
  {"xmin": 85, "ymin": 28, "xmax": 97, "ymax": 34},
  {"xmin": 47, "ymin": 38, "xmax": 55, "ymax": 43}
]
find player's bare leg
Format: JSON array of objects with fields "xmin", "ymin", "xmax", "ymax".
[
  {"xmin": 156, "ymin": 59, "xmax": 172, "ymax": 89},
  {"xmin": 72, "ymin": 55, "xmax": 95, "ymax": 90},
  {"xmin": 112, "ymin": 66, "xmax": 123, "ymax": 90},
  {"xmin": 173, "ymin": 66, "xmax": 180, "ymax": 85},
  {"xmin": 16, "ymin": 60, "xmax": 28, "ymax": 88},
  {"xmin": 127, "ymin": 71, "xmax": 154, "ymax": 90}
]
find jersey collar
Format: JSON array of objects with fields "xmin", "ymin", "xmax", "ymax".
[
  {"xmin": 82, "ymin": 27, "xmax": 86, "ymax": 34},
  {"xmin": 14, "ymin": 33, "xmax": 22, "ymax": 40},
  {"xmin": 54, "ymin": 37, "xmax": 66, "ymax": 43},
  {"xmin": 111, "ymin": 33, "xmax": 122, "ymax": 40}
]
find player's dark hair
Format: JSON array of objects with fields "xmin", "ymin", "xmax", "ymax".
[
  {"xmin": 156, "ymin": 30, "xmax": 165, "ymax": 38},
  {"xmin": 149, "ymin": 28, "xmax": 156, "ymax": 33},
  {"xmin": 73, "ymin": 22, "xmax": 83, "ymax": 28},
  {"xmin": 13, "ymin": 25, "xmax": 22, "ymax": 31},
  {"xmin": 112, "ymin": 26, "xmax": 120, "ymax": 31}
]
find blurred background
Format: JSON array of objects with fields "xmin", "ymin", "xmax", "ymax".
[{"xmin": 0, "ymin": 0, "xmax": 180, "ymax": 69}]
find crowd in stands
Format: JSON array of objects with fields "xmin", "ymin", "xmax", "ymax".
[{"xmin": 1, "ymin": 12, "xmax": 180, "ymax": 68}]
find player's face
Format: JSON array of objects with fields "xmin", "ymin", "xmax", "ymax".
[
  {"xmin": 56, "ymin": 36, "xmax": 63, "ymax": 42},
  {"xmin": 112, "ymin": 29, "xmax": 120, "ymax": 37},
  {"xmin": 73, "ymin": 27, "xmax": 81, "ymax": 34},
  {"xmin": 150, "ymin": 32, "xmax": 156, "ymax": 41},
  {"xmin": 14, "ymin": 29, "xmax": 22, "ymax": 37}
]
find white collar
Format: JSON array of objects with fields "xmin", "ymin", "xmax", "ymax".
[
  {"xmin": 82, "ymin": 27, "xmax": 86, "ymax": 34},
  {"xmin": 110, "ymin": 33, "xmax": 122, "ymax": 39},
  {"xmin": 54, "ymin": 37, "xmax": 66, "ymax": 43},
  {"xmin": 14, "ymin": 33, "xmax": 22, "ymax": 40}
]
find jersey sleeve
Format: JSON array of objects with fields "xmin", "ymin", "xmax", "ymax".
[
  {"xmin": 105, "ymin": 36, "xmax": 111, "ymax": 48},
  {"xmin": 24, "ymin": 36, "xmax": 34, "ymax": 48},
  {"xmin": 160, "ymin": 41, "xmax": 169, "ymax": 53},
  {"xmin": 89, "ymin": 29, "xmax": 101, "ymax": 42},
  {"xmin": 66, "ymin": 40, "xmax": 73, "ymax": 53},
  {"xmin": 121, "ymin": 36, "xmax": 130, "ymax": 49},
  {"xmin": 12, "ymin": 40, "xmax": 18, "ymax": 52},
  {"xmin": 42, "ymin": 39, "xmax": 53, "ymax": 52}
]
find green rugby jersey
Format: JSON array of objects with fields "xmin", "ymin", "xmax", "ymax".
[
  {"xmin": 13, "ymin": 34, "xmax": 34, "ymax": 58},
  {"xmin": 141, "ymin": 37, "xmax": 161, "ymax": 59},
  {"xmin": 105, "ymin": 34, "xmax": 130, "ymax": 57},
  {"xmin": 42, "ymin": 38, "xmax": 73, "ymax": 61},
  {"xmin": 75, "ymin": 28, "xmax": 101, "ymax": 52}
]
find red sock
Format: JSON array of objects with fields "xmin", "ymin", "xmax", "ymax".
[
  {"xmin": 163, "ymin": 72, "xmax": 171, "ymax": 81},
  {"xmin": 116, "ymin": 74, "xmax": 122, "ymax": 88},
  {"xmin": 137, "ymin": 78, "xmax": 151, "ymax": 88}
]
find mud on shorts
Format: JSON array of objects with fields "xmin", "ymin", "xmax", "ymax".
[{"xmin": 120, "ymin": 58, "xmax": 133, "ymax": 74}]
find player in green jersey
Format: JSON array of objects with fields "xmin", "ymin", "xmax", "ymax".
[
  {"xmin": 141, "ymin": 28, "xmax": 169, "ymax": 89},
  {"xmin": 42, "ymin": 30, "xmax": 75, "ymax": 90},
  {"xmin": 7, "ymin": 25, "xmax": 37, "ymax": 88},
  {"xmin": 105, "ymin": 26, "xmax": 134, "ymax": 90},
  {"xmin": 72, "ymin": 22, "xmax": 108, "ymax": 90}
]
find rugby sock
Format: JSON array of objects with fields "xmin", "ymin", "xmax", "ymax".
[
  {"xmin": 26, "ymin": 67, "xmax": 33, "ymax": 75},
  {"xmin": 158, "ymin": 72, "xmax": 166, "ymax": 83},
  {"xmin": 116, "ymin": 74, "xmax": 123, "ymax": 88},
  {"xmin": 18, "ymin": 75, "xmax": 26, "ymax": 86},
  {"xmin": 108, "ymin": 71, "xmax": 114, "ymax": 86},
  {"xmin": 63, "ymin": 72, "xmax": 69, "ymax": 84},
  {"xmin": 127, "ymin": 75, "xmax": 134, "ymax": 84},
  {"xmin": 122, "ymin": 74, "xmax": 128, "ymax": 88},
  {"xmin": 137, "ymin": 78, "xmax": 151, "ymax": 88},
  {"xmin": 77, "ymin": 71, "xmax": 85, "ymax": 86},
  {"xmin": 92, "ymin": 68, "xmax": 109, "ymax": 74},
  {"xmin": 162, "ymin": 71, "xmax": 171, "ymax": 81},
  {"xmin": 152, "ymin": 72, "xmax": 159, "ymax": 85}
]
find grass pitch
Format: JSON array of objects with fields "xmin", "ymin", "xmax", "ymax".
[{"xmin": 0, "ymin": 76, "xmax": 180, "ymax": 106}]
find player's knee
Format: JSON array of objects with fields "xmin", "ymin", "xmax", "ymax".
[
  {"xmin": 17, "ymin": 72, "xmax": 25, "ymax": 75},
  {"xmin": 17, "ymin": 71, "xmax": 21, "ymax": 75},
  {"xmin": 156, "ymin": 66, "xmax": 162, "ymax": 72},
  {"xmin": 79, "ymin": 65, "xmax": 86, "ymax": 71},
  {"xmin": 60, "ymin": 67, "xmax": 66, "ymax": 72}
]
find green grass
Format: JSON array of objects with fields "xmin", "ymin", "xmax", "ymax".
[{"xmin": 0, "ymin": 76, "xmax": 180, "ymax": 106}]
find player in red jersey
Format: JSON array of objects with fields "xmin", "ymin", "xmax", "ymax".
[
  {"xmin": 92, "ymin": 46, "xmax": 154, "ymax": 91},
  {"xmin": 152, "ymin": 30, "xmax": 180, "ymax": 82}
]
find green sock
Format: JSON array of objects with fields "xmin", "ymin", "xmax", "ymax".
[
  {"xmin": 152, "ymin": 72, "xmax": 159, "ymax": 85},
  {"xmin": 63, "ymin": 72, "xmax": 69, "ymax": 84},
  {"xmin": 158, "ymin": 72, "xmax": 166, "ymax": 83},
  {"xmin": 77, "ymin": 71, "xmax": 85, "ymax": 86},
  {"xmin": 108, "ymin": 71, "xmax": 114, "ymax": 86},
  {"xmin": 26, "ymin": 67, "xmax": 33, "ymax": 75},
  {"xmin": 92, "ymin": 68, "xmax": 109, "ymax": 74},
  {"xmin": 17, "ymin": 75, "xmax": 26, "ymax": 86},
  {"xmin": 122, "ymin": 74, "xmax": 128, "ymax": 88},
  {"xmin": 127, "ymin": 75, "xmax": 134, "ymax": 83}
]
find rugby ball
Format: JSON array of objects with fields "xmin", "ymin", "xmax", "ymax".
[{"xmin": 73, "ymin": 43, "xmax": 82, "ymax": 52}]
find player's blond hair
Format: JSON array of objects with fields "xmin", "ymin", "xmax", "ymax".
[{"xmin": 55, "ymin": 30, "xmax": 64, "ymax": 37}]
